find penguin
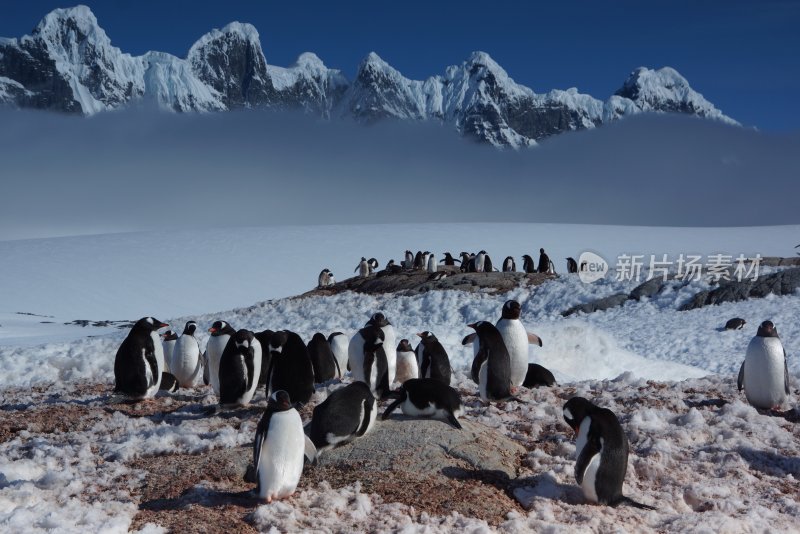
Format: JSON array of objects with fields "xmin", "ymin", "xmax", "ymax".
[
  {"xmin": 503, "ymin": 256, "xmax": 516, "ymax": 272},
  {"xmin": 367, "ymin": 258, "xmax": 379, "ymax": 274},
  {"xmin": 415, "ymin": 331, "xmax": 452, "ymax": 385},
  {"xmin": 562, "ymin": 397, "xmax": 655, "ymax": 509},
  {"xmin": 113, "ymin": 317, "xmax": 169, "ymax": 400},
  {"xmin": 160, "ymin": 330, "xmax": 177, "ymax": 373},
  {"xmin": 318, "ymin": 268, "xmax": 334, "ymax": 288},
  {"xmin": 366, "ymin": 312, "xmax": 397, "ymax": 385},
  {"xmin": 484, "ymin": 253, "xmax": 494, "ymax": 273},
  {"xmin": 566, "ymin": 257, "xmax": 578, "ymax": 274},
  {"xmin": 307, "ymin": 332, "xmax": 339, "ymax": 383},
  {"xmin": 355, "ymin": 257, "xmax": 370, "ymax": 278},
  {"xmin": 403, "ymin": 250, "xmax": 414, "ymax": 270},
  {"xmin": 459, "ymin": 252, "xmax": 475, "ymax": 272},
  {"xmin": 218, "ymin": 329, "xmax": 262, "ymax": 407},
  {"xmin": 737, "ymin": 320, "xmax": 791, "ymax": 410},
  {"xmin": 253, "ymin": 390, "xmax": 317, "ymax": 503},
  {"xmin": 523, "ymin": 363, "xmax": 556, "ymax": 388},
  {"xmin": 475, "ymin": 251, "xmax": 486, "ymax": 272},
  {"xmin": 382, "ymin": 378, "xmax": 464, "ymax": 429},
  {"xmin": 327, "ymin": 332, "xmax": 349, "ymax": 378},
  {"xmin": 265, "ymin": 330, "xmax": 315, "ymax": 405},
  {"xmin": 496, "ymin": 300, "xmax": 543, "ymax": 388},
  {"xmin": 537, "ymin": 248, "xmax": 551, "ymax": 273},
  {"xmin": 385, "ymin": 260, "xmax": 403, "ymax": 275},
  {"xmin": 349, "ymin": 324, "xmax": 389, "ymax": 399},
  {"xmin": 440, "ymin": 252, "xmax": 460, "ymax": 266},
  {"xmin": 725, "ymin": 318, "xmax": 746, "ymax": 330},
  {"xmin": 468, "ymin": 321, "xmax": 514, "ymax": 402},
  {"xmin": 413, "ymin": 250, "xmax": 425, "ymax": 270},
  {"xmin": 522, "ymin": 254, "xmax": 536, "ymax": 273},
  {"xmin": 307, "ymin": 382, "xmax": 377, "ymax": 453},
  {"xmin": 169, "ymin": 320, "xmax": 203, "ymax": 388},
  {"xmin": 206, "ymin": 320, "xmax": 236, "ymax": 396},
  {"xmin": 395, "ymin": 339, "xmax": 419, "ymax": 384},
  {"xmin": 426, "ymin": 253, "xmax": 437, "ymax": 273},
  {"xmin": 254, "ymin": 329, "xmax": 275, "ymax": 387}
]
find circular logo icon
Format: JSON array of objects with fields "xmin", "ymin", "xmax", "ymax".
[{"xmin": 578, "ymin": 251, "xmax": 608, "ymax": 283}]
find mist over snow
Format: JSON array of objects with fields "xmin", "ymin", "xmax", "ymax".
[{"xmin": 0, "ymin": 108, "xmax": 798, "ymax": 240}]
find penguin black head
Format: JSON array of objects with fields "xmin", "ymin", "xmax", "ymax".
[
  {"xmin": 233, "ymin": 329, "xmax": 254, "ymax": 346},
  {"xmin": 501, "ymin": 300, "xmax": 522, "ymax": 320},
  {"xmin": 360, "ymin": 325, "xmax": 385, "ymax": 350},
  {"xmin": 161, "ymin": 329, "xmax": 177, "ymax": 341},
  {"xmin": 182, "ymin": 321, "xmax": 197, "ymax": 336},
  {"xmin": 416, "ymin": 331, "xmax": 437, "ymax": 343},
  {"xmin": 540, "ymin": 248, "xmax": 545, "ymax": 253},
  {"xmin": 756, "ymin": 320, "xmax": 779, "ymax": 338},
  {"xmin": 269, "ymin": 390, "xmax": 292, "ymax": 411},
  {"xmin": 562, "ymin": 397, "xmax": 595, "ymax": 433},
  {"xmin": 479, "ymin": 250, "xmax": 486, "ymax": 254},
  {"xmin": 361, "ymin": 257, "xmax": 366, "ymax": 261},
  {"xmin": 208, "ymin": 320, "xmax": 228, "ymax": 334},
  {"xmin": 135, "ymin": 317, "xmax": 169, "ymax": 331},
  {"xmin": 367, "ymin": 312, "xmax": 390, "ymax": 328},
  {"xmin": 397, "ymin": 339, "xmax": 413, "ymax": 352},
  {"xmin": 467, "ymin": 321, "xmax": 490, "ymax": 333},
  {"xmin": 269, "ymin": 330, "xmax": 290, "ymax": 352}
]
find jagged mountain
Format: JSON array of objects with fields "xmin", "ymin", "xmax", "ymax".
[{"xmin": 0, "ymin": 5, "xmax": 738, "ymax": 147}]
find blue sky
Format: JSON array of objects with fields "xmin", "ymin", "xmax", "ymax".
[{"xmin": 1, "ymin": 1, "xmax": 798, "ymax": 131}]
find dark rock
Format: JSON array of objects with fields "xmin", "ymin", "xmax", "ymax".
[
  {"xmin": 630, "ymin": 277, "xmax": 666, "ymax": 300},
  {"xmin": 680, "ymin": 268, "xmax": 800, "ymax": 311},
  {"xmin": 562, "ymin": 293, "xmax": 628, "ymax": 317}
]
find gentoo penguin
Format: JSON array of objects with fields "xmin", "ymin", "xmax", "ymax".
[
  {"xmin": 395, "ymin": 339, "xmax": 419, "ymax": 383},
  {"xmin": 440, "ymin": 252, "xmax": 460, "ymax": 266},
  {"xmin": 426, "ymin": 253, "xmax": 437, "ymax": 273},
  {"xmin": 254, "ymin": 329, "xmax": 275, "ymax": 387},
  {"xmin": 523, "ymin": 364, "xmax": 556, "ymax": 388},
  {"xmin": 415, "ymin": 331, "xmax": 452, "ymax": 385},
  {"xmin": 413, "ymin": 250, "xmax": 425, "ymax": 270},
  {"xmin": 537, "ymin": 248, "xmax": 551, "ymax": 273},
  {"xmin": 725, "ymin": 318, "xmax": 746, "ymax": 331},
  {"xmin": 382, "ymin": 259, "xmax": 402, "ymax": 275},
  {"xmin": 366, "ymin": 312, "xmax": 397, "ymax": 385},
  {"xmin": 114, "ymin": 317, "xmax": 169, "ymax": 399},
  {"xmin": 475, "ymin": 250, "xmax": 486, "ymax": 272},
  {"xmin": 367, "ymin": 258, "xmax": 379, "ymax": 274},
  {"xmin": 484, "ymin": 253, "xmax": 494, "ymax": 272},
  {"xmin": 503, "ymin": 256, "xmax": 516, "ymax": 272},
  {"xmin": 307, "ymin": 332, "xmax": 339, "ymax": 383},
  {"xmin": 468, "ymin": 321, "xmax": 514, "ymax": 402},
  {"xmin": 382, "ymin": 378, "xmax": 464, "ymax": 429},
  {"xmin": 327, "ymin": 332, "xmax": 349, "ymax": 378},
  {"xmin": 562, "ymin": 397, "xmax": 655, "ymax": 509},
  {"xmin": 348, "ymin": 324, "xmax": 389, "ymax": 399},
  {"xmin": 218, "ymin": 329, "xmax": 262, "ymax": 407},
  {"xmin": 307, "ymin": 382, "xmax": 376, "ymax": 453},
  {"xmin": 169, "ymin": 321, "xmax": 203, "ymax": 388},
  {"xmin": 403, "ymin": 250, "xmax": 414, "ymax": 270},
  {"xmin": 206, "ymin": 320, "xmax": 236, "ymax": 396},
  {"xmin": 318, "ymin": 268, "xmax": 334, "ymax": 288},
  {"xmin": 459, "ymin": 252, "xmax": 475, "ymax": 272},
  {"xmin": 737, "ymin": 320, "xmax": 791, "ymax": 410},
  {"xmin": 522, "ymin": 254, "xmax": 536, "ymax": 273},
  {"xmin": 161, "ymin": 330, "xmax": 177, "ymax": 373},
  {"xmin": 566, "ymin": 257, "xmax": 578, "ymax": 274},
  {"xmin": 496, "ymin": 300, "xmax": 543, "ymax": 387},
  {"xmin": 355, "ymin": 257, "xmax": 370, "ymax": 278},
  {"xmin": 265, "ymin": 330, "xmax": 315, "ymax": 405},
  {"xmin": 253, "ymin": 390, "xmax": 317, "ymax": 503}
]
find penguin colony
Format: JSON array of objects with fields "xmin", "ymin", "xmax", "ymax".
[{"xmin": 113, "ymin": 276, "xmax": 792, "ymax": 508}]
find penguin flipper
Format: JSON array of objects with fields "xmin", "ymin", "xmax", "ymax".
[
  {"xmin": 446, "ymin": 412, "xmax": 462, "ymax": 430},
  {"xmin": 575, "ymin": 433, "xmax": 601, "ymax": 485},
  {"xmin": 159, "ymin": 372, "xmax": 179, "ymax": 392},
  {"xmin": 202, "ymin": 351, "xmax": 210, "ymax": 386},
  {"xmin": 461, "ymin": 333, "xmax": 477, "ymax": 346},
  {"xmin": 614, "ymin": 495, "xmax": 657, "ymax": 511},
  {"xmin": 526, "ymin": 332, "xmax": 543, "ymax": 347},
  {"xmin": 304, "ymin": 435, "xmax": 318, "ymax": 465},
  {"xmin": 144, "ymin": 351, "xmax": 159, "ymax": 388},
  {"xmin": 471, "ymin": 347, "xmax": 488, "ymax": 384},
  {"xmin": 785, "ymin": 358, "xmax": 791, "ymax": 395},
  {"xmin": 253, "ymin": 411, "xmax": 272, "ymax": 483},
  {"xmin": 737, "ymin": 361, "xmax": 745, "ymax": 391},
  {"xmin": 382, "ymin": 397, "xmax": 404, "ymax": 420}
]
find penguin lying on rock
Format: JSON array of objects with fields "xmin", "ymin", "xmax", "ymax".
[{"xmin": 382, "ymin": 378, "xmax": 464, "ymax": 429}]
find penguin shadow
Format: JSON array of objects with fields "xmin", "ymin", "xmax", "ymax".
[
  {"xmin": 138, "ymin": 485, "xmax": 259, "ymax": 513},
  {"xmin": 764, "ymin": 407, "xmax": 800, "ymax": 423},
  {"xmin": 682, "ymin": 398, "xmax": 729, "ymax": 409},
  {"xmin": 508, "ymin": 472, "xmax": 585, "ymax": 506},
  {"xmin": 737, "ymin": 447, "xmax": 800, "ymax": 478}
]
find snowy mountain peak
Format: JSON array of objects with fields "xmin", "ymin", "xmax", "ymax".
[
  {"xmin": 465, "ymin": 51, "xmax": 502, "ymax": 71},
  {"xmin": 293, "ymin": 52, "xmax": 326, "ymax": 70},
  {"xmin": 33, "ymin": 4, "xmax": 101, "ymax": 37}
]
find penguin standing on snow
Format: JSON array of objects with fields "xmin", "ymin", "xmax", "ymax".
[
  {"xmin": 566, "ymin": 257, "xmax": 578, "ymax": 274},
  {"xmin": 467, "ymin": 321, "xmax": 514, "ymax": 402},
  {"xmin": 395, "ymin": 339, "xmax": 419, "ymax": 383},
  {"xmin": 349, "ymin": 325, "xmax": 389, "ymax": 399},
  {"xmin": 738, "ymin": 320, "xmax": 791, "ymax": 410},
  {"xmin": 206, "ymin": 320, "xmax": 236, "ymax": 396},
  {"xmin": 218, "ymin": 329, "xmax": 262, "ymax": 407},
  {"xmin": 415, "ymin": 331, "xmax": 452, "ymax": 385},
  {"xmin": 169, "ymin": 321, "xmax": 203, "ymax": 388},
  {"xmin": 562, "ymin": 397, "xmax": 655, "ymax": 509},
  {"xmin": 265, "ymin": 330, "xmax": 315, "ymax": 404},
  {"xmin": 382, "ymin": 378, "xmax": 464, "ymax": 429},
  {"xmin": 522, "ymin": 254, "xmax": 536, "ymax": 273},
  {"xmin": 114, "ymin": 317, "xmax": 169, "ymax": 399},
  {"xmin": 253, "ymin": 390, "xmax": 317, "ymax": 503},
  {"xmin": 161, "ymin": 330, "xmax": 177, "ymax": 373},
  {"xmin": 495, "ymin": 300, "xmax": 544, "ymax": 388},
  {"xmin": 307, "ymin": 382, "xmax": 376, "ymax": 453},
  {"xmin": 328, "ymin": 332, "xmax": 349, "ymax": 378},
  {"xmin": 355, "ymin": 257, "xmax": 370, "ymax": 278},
  {"xmin": 503, "ymin": 256, "xmax": 516, "ymax": 272},
  {"xmin": 366, "ymin": 312, "xmax": 397, "ymax": 385},
  {"xmin": 307, "ymin": 332, "xmax": 340, "ymax": 383}
]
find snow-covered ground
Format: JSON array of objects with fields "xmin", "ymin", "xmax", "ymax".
[{"xmin": 0, "ymin": 223, "xmax": 798, "ymax": 532}]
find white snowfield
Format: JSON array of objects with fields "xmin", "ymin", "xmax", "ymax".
[{"xmin": 0, "ymin": 223, "xmax": 798, "ymax": 532}]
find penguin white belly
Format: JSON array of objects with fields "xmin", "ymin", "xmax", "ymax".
[
  {"xmin": 207, "ymin": 335, "xmax": 230, "ymax": 396},
  {"xmin": 162, "ymin": 340, "xmax": 175, "ymax": 373},
  {"xmin": 478, "ymin": 360, "xmax": 489, "ymax": 401},
  {"xmin": 401, "ymin": 399, "xmax": 436, "ymax": 417},
  {"xmin": 427, "ymin": 256, "xmax": 437, "ymax": 273},
  {"xmin": 257, "ymin": 410, "xmax": 305, "ymax": 501},
  {"xmin": 348, "ymin": 335, "xmax": 366, "ymax": 383},
  {"xmin": 171, "ymin": 337, "xmax": 202, "ymax": 388},
  {"xmin": 237, "ymin": 340, "xmax": 262, "ymax": 405},
  {"xmin": 475, "ymin": 255, "xmax": 485, "ymax": 272},
  {"xmin": 496, "ymin": 319, "xmax": 529, "ymax": 387},
  {"xmin": 744, "ymin": 337, "xmax": 787, "ymax": 409},
  {"xmin": 364, "ymin": 398, "xmax": 377, "ymax": 434},
  {"xmin": 381, "ymin": 326, "xmax": 397, "ymax": 385},
  {"xmin": 329, "ymin": 336, "xmax": 349, "ymax": 377},
  {"xmin": 368, "ymin": 359, "xmax": 378, "ymax": 395},
  {"xmin": 143, "ymin": 332, "xmax": 165, "ymax": 398},
  {"xmin": 575, "ymin": 417, "xmax": 601, "ymax": 503},
  {"xmin": 416, "ymin": 344, "xmax": 425, "ymax": 370},
  {"xmin": 395, "ymin": 351, "xmax": 418, "ymax": 383}
]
